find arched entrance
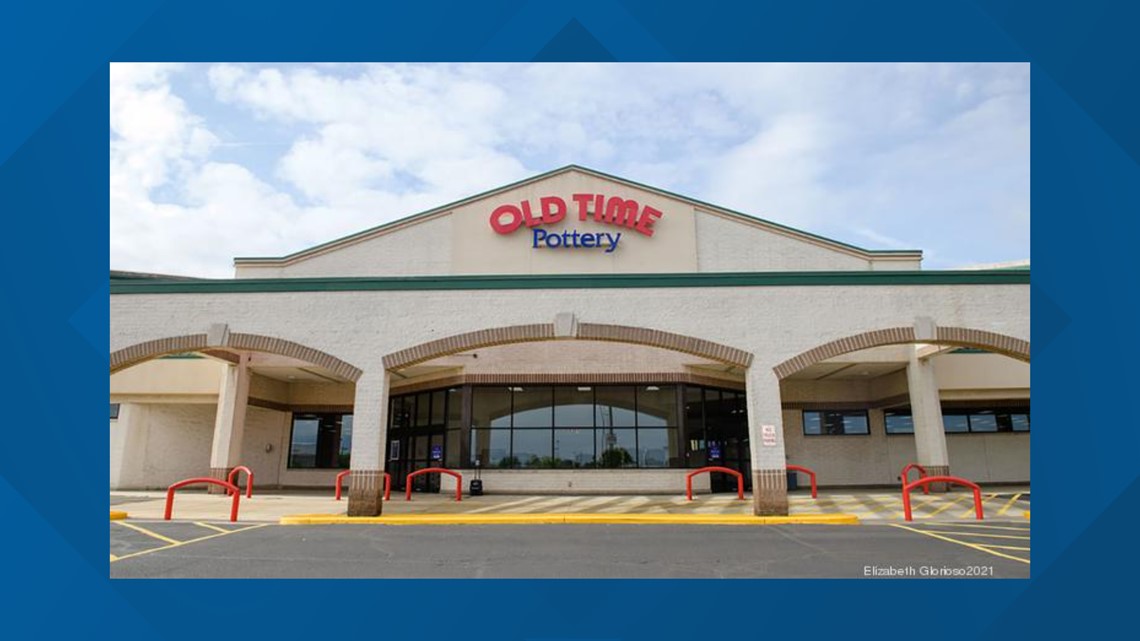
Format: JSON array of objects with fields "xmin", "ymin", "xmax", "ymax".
[
  {"xmin": 362, "ymin": 322, "xmax": 755, "ymax": 507},
  {"xmin": 110, "ymin": 332, "xmax": 363, "ymax": 492},
  {"xmin": 772, "ymin": 326, "xmax": 1030, "ymax": 496}
]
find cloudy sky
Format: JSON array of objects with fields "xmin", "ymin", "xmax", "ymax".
[{"xmin": 110, "ymin": 63, "xmax": 1029, "ymax": 278}]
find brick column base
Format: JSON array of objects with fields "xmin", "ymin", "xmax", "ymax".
[
  {"xmin": 924, "ymin": 464, "xmax": 951, "ymax": 493},
  {"xmin": 752, "ymin": 469, "xmax": 789, "ymax": 516},
  {"xmin": 347, "ymin": 470, "xmax": 387, "ymax": 517},
  {"xmin": 207, "ymin": 467, "xmax": 230, "ymax": 494}
]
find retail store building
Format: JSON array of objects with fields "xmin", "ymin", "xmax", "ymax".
[{"xmin": 110, "ymin": 166, "xmax": 1030, "ymax": 516}]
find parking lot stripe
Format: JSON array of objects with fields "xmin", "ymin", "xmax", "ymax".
[
  {"xmin": 194, "ymin": 521, "xmax": 231, "ymax": 534},
  {"xmin": 927, "ymin": 495, "xmax": 969, "ymax": 517},
  {"xmin": 110, "ymin": 554, "xmax": 118, "ymax": 562},
  {"xmin": 919, "ymin": 530, "xmax": 1030, "ymax": 540},
  {"xmin": 114, "ymin": 520, "xmax": 181, "ymax": 545},
  {"xmin": 978, "ymin": 544, "xmax": 1030, "ymax": 551},
  {"xmin": 111, "ymin": 523, "xmax": 269, "ymax": 564},
  {"xmin": 929, "ymin": 522, "xmax": 1029, "ymax": 532},
  {"xmin": 957, "ymin": 493, "xmax": 998, "ymax": 519},
  {"xmin": 889, "ymin": 524, "xmax": 1029, "ymax": 565},
  {"xmin": 995, "ymin": 493, "xmax": 1023, "ymax": 517}
]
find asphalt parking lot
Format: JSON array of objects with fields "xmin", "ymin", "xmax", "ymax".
[{"xmin": 110, "ymin": 520, "xmax": 1029, "ymax": 578}]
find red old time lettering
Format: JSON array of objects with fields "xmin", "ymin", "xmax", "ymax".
[{"xmin": 489, "ymin": 194, "xmax": 663, "ymax": 237}]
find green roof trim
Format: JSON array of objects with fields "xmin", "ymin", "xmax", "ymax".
[
  {"xmin": 111, "ymin": 269, "xmax": 1028, "ymax": 295},
  {"xmin": 233, "ymin": 165, "xmax": 923, "ymax": 264}
]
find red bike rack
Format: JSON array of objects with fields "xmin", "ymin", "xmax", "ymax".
[
  {"xmin": 405, "ymin": 467, "xmax": 462, "ymax": 502},
  {"xmin": 900, "ymin": 463, "xmax": 929, "ymax": 495},
  {"xmin": 902, "ymin": 475, "xmax": 984, "ymax": 521},
  {"xmin": 226, "ymin": 465, "xmax": 254, "ymax": 499},
  {"xmin": 685, "ymin": 466, "xmax": 744, "ymax": 500},
  {"xmin": 786, "ymin": 464, "xmax": 818, "ymax": 499},
  {"xmin": 165, "ymin": 477, "xmax": 241, "ymax": 522},
  {"xmin": 335, "ymin": 470, "xmax": 391, "ymax": 501}
]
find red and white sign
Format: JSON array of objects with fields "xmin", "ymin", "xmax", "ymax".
[
  {"xmin": 761, "ymin": 424, "xmax": 777, "ymax": 447},
  {"xmin": 489, "ymin": 193, "xmax": 664, "ymax": 237}
]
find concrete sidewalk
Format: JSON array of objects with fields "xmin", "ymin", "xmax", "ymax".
[{"xmin": 111, "ymin": 486, "xmax": 1029, "ymax": 524}]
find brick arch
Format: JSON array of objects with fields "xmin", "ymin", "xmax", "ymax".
[
  {"xmin": 772, "ymin": 326, "xmax": 1030, "ymax": 379},
  {"xmin": 381, "ymin": 323, "xmax": 753, "ymax": 370},
  {"xmin": 110, "ymin": 332, "xmax": 364, "ymax": 382}
]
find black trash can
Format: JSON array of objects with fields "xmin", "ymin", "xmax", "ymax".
[
  {"xmin": 469, "ymin": 479, "xmax": 484, "ymax": 496},
  {"xmin": 786, "ymin": 470, "xmax": 799, "ymax": 491}
]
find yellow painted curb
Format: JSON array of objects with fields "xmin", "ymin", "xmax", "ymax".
[
  {"xmin": 279, "ymin": 513, "xmax": 860, "ymax": 526},
  {"xmin": 110, "ymin": 510, "xmax": 128, "ymax": 520}
]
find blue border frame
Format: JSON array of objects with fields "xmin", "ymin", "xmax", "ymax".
[{"xmin": 3, "ymin": 0, "xmax": 1138, "ymax": 638}]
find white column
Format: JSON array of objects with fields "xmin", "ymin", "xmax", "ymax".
[
  {"xmin": 745, "ymin": 365, "xmax": 788, "ymax": 515},
  {"xmin": 906, "ymin": 347, "xmax": 950, "ymax": 489},
  {"xmin": 208, "ymin": 354, "xmax": 251, "ymax": 490},
  {"xmin": 347, "ymin": 370, "xmax": 391, "ymax": 516},
  {"xmin": 110, "ymin": 403, "xmax": 149, "ymax": 489}
]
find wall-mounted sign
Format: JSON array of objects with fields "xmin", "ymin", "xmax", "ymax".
[
  {"xmin": 430, "ymin": 444, "xmax": 443, "ymax": 461},
  {"xmin": 489, "ymin": 193, "xmax": 665, "ymax": 253},
  {"xmin": 708, "ymin": 441, "xmax": 722, "ymax": 460},
  {"xmin": 761, "ymin": 425, "xmax": 777, "ymax": 447},
  {"xmin": 389, "ymin": 440, "xmax": 400, "ymax": 461}
]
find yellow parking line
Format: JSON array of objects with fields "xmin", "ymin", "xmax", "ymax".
[
  {"xmin": 957, "ymin": 493, "xmax": 998, "ymax": 519},
  {"xmin": 114, "ymin": 520, "xmax": 181, "ymax": 545},
  {"xmin": 111, "ymin": 524, "xmax": 269, "ymax": 564},
  {"xmin": 978, "ymin": 544, "xmax": 1030, "ymax": 551},
  {"xmin": 110, "ymin": 554, "xmax": 118, "ymax": 562},
  {"xmin": 920, "ymin": 530, "xmax": 1029, "ymax": 540},
  {"xmin": 890, "ymin": 523, "xmax": 1029, "ymax": 565},
  {"xmin": 927, "ymin": 495, "xmax": 969, "ymax": 517},
  {"xmin": 995, "ymin": 493, "xmax": 1023, "ymax": 517},
  {"xmin": 194, "ymin": 521, "xmax": 231, "ymax": 534},
  {"xmin": 929, "ymin": 522, "xmax": 1030, "ymax": 532}
]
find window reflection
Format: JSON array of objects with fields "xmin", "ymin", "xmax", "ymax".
[
  {"xmin": 554, "ymin": 386, "xmax": 594, "ymax": 427},
  {"xmin": 636, "ymin": 385, "xmax": 676, "ymax": 427},
  {"xmin": 554, "ymin": 428, "xmax": 594, "ymax": 467},
  {"xmin": 595, "ymin": 386, "xmax": 636, "ymax": 427},
  {"xmin": 596, "ymin": 428, "xmax": 636, "ymax": 467}
]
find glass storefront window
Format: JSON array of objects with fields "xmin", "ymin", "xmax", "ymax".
[
  {"xmin": 511, "ymin": 386, "xmax": 553, "ymax": 428},
  {"xmin": 969, "ymin": 412, "xmax": 999, "ymax": 432},
  {"xmin": 884, "ymin": 411, "xmax": 914, "ymax": 434},
  {"xmin": 943, "ymin": 414, "xmax": 970, "ymax": 433},
  {"xmin": 554, "ymin": 428, "xmax": 594, "ymax": 468},
  {"xmin": 802, "ymin": 410, "xmax": 869, "ymax": 435},
  {"xmin": 446, "ymin": 388, "xmax": 462, "ymax": 428},
  {"xmin": 636, "ymin": 385, "xmax": 676, "ymax": 427},
  {"xmin": 596, "ymin": 428, "xmax": 636, "ymax": 467},
  {"xmin": 595, "ymin": 386, "xmax": 636, "ymax": 428},
  {"xmin": 637, "ymin": 428, "xmax": 678, "ymax": 467},
  {"xmin": 289, "ymin": 413, "xmax": 352, "ymax": 468},
  {"xmin": 289, "ymin": 417, "xmax": 319, "ymax": 468},
  {"xmin": 415, "ymin": 392, "xmax": 430, "ymax": 427},
  {"xmin": 512, "ymin": 429, "xmax": 553, "ymax": 468},
  {"xmin": 338, "ymin": 415, "xmax": 353, "ymax": 468},
  {"xmin": 469, "ymin": 428, "xmax": 511, "ymax": 468},
  {"xmin": 431, "ymin": 391, "xmax": 446, "ymax": 427},
  {"xmin": 554, "ymin": 386, "xmax": 594, "ymax": 427},
  {"xmin": 472, "ymin": 387, "xmax": 512, "ymax": 428}
]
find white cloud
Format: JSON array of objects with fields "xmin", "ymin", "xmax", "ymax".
[{"xmin": 110, "ymin": 63, "xmax": 1029, "ymax": 277}]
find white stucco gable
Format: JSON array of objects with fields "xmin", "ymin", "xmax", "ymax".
[{"xmin": 233, "ymin": 166, "xmax": 921, "ymax": 278}]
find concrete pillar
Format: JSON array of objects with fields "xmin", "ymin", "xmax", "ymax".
[
  {"xmin": 110, "ymin": 403, "xmax": 149, "ymax": 489},
  {"xmin": 347, "ymin": 371, "xmax": 391, "ymax": 517},
  {"xmin": 745, "ymin": 365, "xmax": 788, "ymax": 516},
  {"xmin": 208, "ymin": 354, "xmax": 251, "ymax": 493},
  {"xmin": 906, "ymin": 347, "xmax": 950, "ymax": 491}
]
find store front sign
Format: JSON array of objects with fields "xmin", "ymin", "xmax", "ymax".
[{"xmin": 489, "ymin": 193, "xmax": 664, "ymax": 253}]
